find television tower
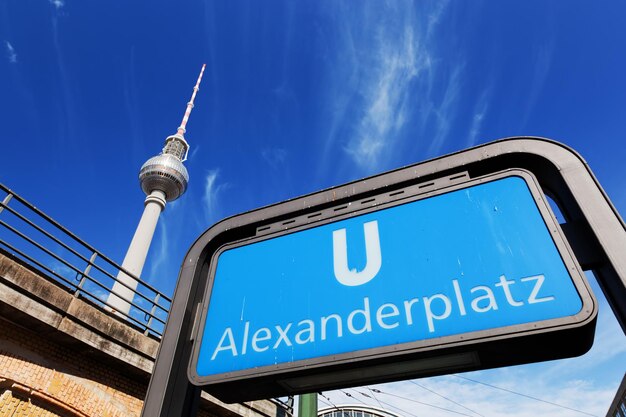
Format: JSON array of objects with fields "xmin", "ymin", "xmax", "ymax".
[{"xmin": 107, "ymin": 64, "xmax": 206, "ymax": 316}]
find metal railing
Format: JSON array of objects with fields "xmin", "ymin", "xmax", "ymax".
[{"xmin": 0, "ymin": 183, "xmax": 171, "ymax": 338}]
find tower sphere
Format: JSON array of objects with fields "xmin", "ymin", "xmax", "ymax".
[
  {"xmin": 139, "ymin": 152, "xmax": 189, "ymax": 202},
  {"xmin": 138, "ymin": 64, "xmax": 205, "ymax": 203}
]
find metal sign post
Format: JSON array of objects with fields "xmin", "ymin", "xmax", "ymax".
[
  {"xmin": 141, "ymin": 137, "xmax": 626, "ymax": 416},
  {"xmin": 298, "ymin": 394, "xmax": 318, "ymax": 417}
]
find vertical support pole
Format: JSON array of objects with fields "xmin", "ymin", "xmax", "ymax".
[
  {"xmin": 298, "ymin": 393, "xmax": 318, "ymax": 417},
  {"xmin": 0, "ymin": 193, "xmax": 13, "ymax": 216},
  {"xmin": 145, "ymin": 293, "xmax": 161, "ymax": 336},
  {"xmin": 75, "ymin": 252, "xmax": 98, "ymax": 297}
]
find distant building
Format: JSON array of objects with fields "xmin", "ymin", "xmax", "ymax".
[
  {"xmin": 606, "ymin": 373, "xmax": 626, "ymax": 417},
  {"xmin": 319, "ymin": 404, "xmax": 403, "ymax": 417}
]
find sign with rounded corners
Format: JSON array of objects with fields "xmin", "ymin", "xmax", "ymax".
[
  {"xmin": 143, "ymin": 138, "xmax": 626, "ymax": 416},
  {"xmin": 188, "ymin": 169, "xmax": 596, "ymax": 402}
]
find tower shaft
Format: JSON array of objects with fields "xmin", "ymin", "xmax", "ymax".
[{"xmin": 107, "ymin": 191, "xmax": 165, "ymax": 314}]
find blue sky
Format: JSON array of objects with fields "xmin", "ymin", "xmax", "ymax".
[{"xmin": 1, "ymin": 1, "xmax": 625, "ymax": 415}]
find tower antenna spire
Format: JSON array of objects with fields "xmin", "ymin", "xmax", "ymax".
[{"xmin": 177, "ymin": 63, "xmax": 206, "ymax": 136}]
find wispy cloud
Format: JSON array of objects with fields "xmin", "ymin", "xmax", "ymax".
[
  {"xmin": 466, "ymin": 86, "xmax": 492, "ymax": 148},
  {"xmin": 538, "ymin": 301, "xmax": 626, "ymax": 379},
  {"xmin": 410, "ymin": 374, "xmax": 610, "ymax": 417},
  {"xmin": 148, "ymin": 218, "xmax": 169, "ymax": 282},
  {"xmin": 344, "ymin": 10, "xmax": 425, "ymax": 172},
  {"xmin": 202, "ymin": 170, "xmax": 228, "ymax": 225},
  {"xmin": 426, "ymin": 64, "xmax": 463, "ymax": 157},
  {"xmin": 50, "ymin": 11, "xmax": 77, "ymax": 145},
  {"xmin": 317, "ymin": 2, "xmax": 460, "ymax": 177},
  {"xmin": 4, "ymin": 41, "xmax": 17, "ymax": 63},
  {"xmin": 189, "ymin": 145, "xmax": 201, "ymax": 161},
  {"xmin": 262, "ymin": 148, "xmax": 287, "ymax": 169},
  {"xmin": 49, "ymin": 259, "xmax": 74, "ymax": 279},
  {"xmin": 123, "ymin": 47, "xmax": 146, "ymax": 164},
  {"xmin": 519, "ymin": 41, "xmax": 555, "ymax": 130},
  {"xmin": 321, "ymin": 371, "xmax": 614, "ymax": 417},
  {"xmin": 49, "ymin": 0, "xmax": 64, "ymax": 9}
]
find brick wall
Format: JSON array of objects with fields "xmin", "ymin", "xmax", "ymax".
[
  {"xmin": 0, "ymin": 321, "xmax": 224, "ymax": 417},
  {"xmin": 0, "ymin": 318, "xmax": 145, "ymax": 417}
]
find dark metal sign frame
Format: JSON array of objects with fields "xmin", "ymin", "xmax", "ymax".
[
  {"xmin": 188, "ymin": 169, "xmax": 596, "ymax": 395},
  {"xmin": 141, "ymin": 137, "xmax": 626, "ymax": 416}
]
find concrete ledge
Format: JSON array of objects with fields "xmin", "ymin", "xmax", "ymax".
[
  {"xmin": 0, "ymin": 252, "xmax": 157, "ymax": 371},
  {"xmin": 0, "ymin": 253, "xmax": 156, "ymax": 380},
  {"xmin": 65, "ymin": 296, "xmax": 159, "ymax": 358}
]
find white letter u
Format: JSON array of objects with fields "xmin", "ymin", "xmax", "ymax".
[{"xmin": 332, "ymin": 220, "xmax": 382, "ymax": 286}]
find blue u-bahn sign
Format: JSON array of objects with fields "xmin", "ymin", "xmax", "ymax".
[{"xmin": 188, "ymin": 169, "xmax": 596, "ymax": 399}]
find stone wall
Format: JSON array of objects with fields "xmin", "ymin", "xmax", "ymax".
[{"xmin": 0, "ymin": 319, "xmax": 145, "ymax": 416}]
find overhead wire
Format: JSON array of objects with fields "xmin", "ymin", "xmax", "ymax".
[
  {"xmin": 318, "ymin": 392, "xmax": 342, "ymax": 412},
  {"xmin": 349, "ymin": 391, "xmax": 423, "ymax": 417},
  {"xmin": 409, "ymin": 380, "xmax": 486, "ymax": 417},
  {"xmin": 374, "ymin": 396, "xmax": 427, "ymax": 417},
  {"xmin": 339, "ymin": 389, "xmax": 367, "ymax": 405},
  {"xmin": 453, "ymin": 375, "xmax": 599, "ymax": 417},
  {"xmin": 322, "ymin": 391, "xmax": 377, "ymax": 417},
  {"xmin": 332, "ymin": 388, "xmax": 420, "ymax": 417},
  {"xmin": 366, "ymin": 386, "xmax": 386, "ymax": 410},
  {"xmin": 355, "ymin": 387, "xmax": 410, "ymax": 417},
  {"xmin": 337, "ymin": 386, "xmax": 472, "ymax": 417},
  {"xmin": 368, "ymin": 388, "xmax": 474, "ymax": 417},
  {"xmin": 348, "ymin": 387, "xmax": 474, "ymax": 417},
  {"xmin": 318, "ymin": 396, "xmax": 336, "ymax": 410}
]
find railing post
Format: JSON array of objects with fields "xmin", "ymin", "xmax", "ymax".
[
  {"xmin": 145, "ymin": 293, "xmax": 160, "ymax": 336},
  {"xmin": 74, "ymin": 252, "xmax": 98, "ymax": 297},
  {"xmin": 0, "ymin": 193, "xmax": 13, "ymax": 216},
  {"xmin": 0, "ymin": 183, "xmax": 173, "ymax": 338}
]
